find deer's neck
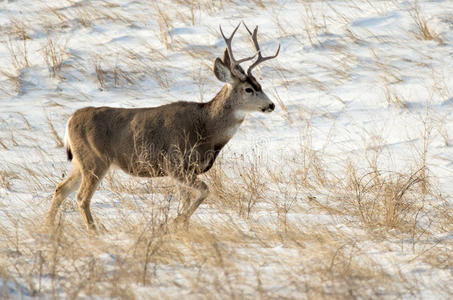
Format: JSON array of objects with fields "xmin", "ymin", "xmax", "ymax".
[
  {"xmin": 208, "ymin": 85, "xmax": 232, "ymax": 116},
  {"xmin": 206, "ymin": 84, "xmax": 246, "ymax": 142}
]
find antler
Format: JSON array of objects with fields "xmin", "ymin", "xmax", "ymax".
[
  {"xmin": 219, "ymin": 23, "xmax": 257, "ymax": 79},
  {"xmin": 243, "ymin": 22, "xmax": 280, "ymax": 76}
]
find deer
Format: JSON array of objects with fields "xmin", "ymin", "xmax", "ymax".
[{"xmin": 45, "ymin": 22, "xmax": 280, "ymax": 233}]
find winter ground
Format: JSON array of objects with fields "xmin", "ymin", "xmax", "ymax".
[{"xmin": 0, "ymin": 0, "xmax": 453, "ymax": 299}]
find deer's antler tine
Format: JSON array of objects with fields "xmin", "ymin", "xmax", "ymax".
[
  {"xmin": 219, "ymin": 23, "xmax": 240, "ymax": 41},
  {"xmin": 245, "ymin": 25, "xmax": 280, "ymax": 76},
  {"xmin": 235, "ymin": 53, "xmax": 258, "ymax": 64},
  {"xmin": 235, "ymin": 23, "xmax": 258, "ymax": 63},
  {"xmin": 219, "ymin": 23, "xmax": 241, "ymax": 63},
  {"xmin": 268, "ymin": 43, "xmax": 281, "ymax": 59},
  {"xmin": 219, "ymin": 23, "xmax": 258, "ymax": 79},
  {"xmin": 243, "ymin": 23, "xmax": 260, "ymax": 53},
  {"xmin": 247, "ymin": 44, "xmax": 280, "ymax": 76},
  {"xmin": 229, "ymin": 22, "xmax": 241, "ymax": 39},
  {"xmin": 242, "ymin": 21, "xmax": 253, "ymax": 35}
]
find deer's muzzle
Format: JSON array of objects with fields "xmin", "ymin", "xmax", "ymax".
[{"xmin": 261, "ymin": 103, "xmax": 275, "ymax": 112}]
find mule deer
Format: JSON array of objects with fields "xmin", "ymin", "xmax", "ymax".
[{"xmin": 45, "ymin": 23, "xmax": 280, "ymax": 232}]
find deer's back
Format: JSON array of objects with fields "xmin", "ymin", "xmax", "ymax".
[{"xmin": 68, "ymin": 102, "xmax": 214, "ymax": 177}]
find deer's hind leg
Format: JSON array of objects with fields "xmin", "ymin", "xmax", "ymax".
[
  {"xmin": 76, "ymin": 160, "xmax": 109, "ymax": 233},
  {"xmin": 46, "ymin": 164, "xmax": 81, "ymax": 227}
]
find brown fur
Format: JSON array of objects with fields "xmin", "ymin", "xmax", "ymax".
[
  {"xmin": 45, "ymin": 25, "xmax": 277, "ymax": 233},
  {"xmin": 69, "ymin": 88, "xmax": 240, "ymax": 178}
]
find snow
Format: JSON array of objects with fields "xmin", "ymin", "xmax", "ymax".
[{"xmin": 0, "ymin": 0, "xmax": 453, "ymax": 298}]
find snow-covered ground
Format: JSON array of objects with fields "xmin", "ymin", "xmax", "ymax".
[{"xmin": 1, "ymin": 0, "xmax": 453, "ymax": 298}]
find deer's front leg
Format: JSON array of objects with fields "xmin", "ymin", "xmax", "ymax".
[
  {"xmin": 174, "ymin": 177, "xmax": 209, "ymax": 228},
  {"xmin": 176, "ymin": 185, "xmax": 191, "ymax": 218}
]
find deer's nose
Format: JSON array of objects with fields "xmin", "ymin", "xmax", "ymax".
[{"xmin": 269, "ymin": 103, "xmax": 275, "ymax": 111}]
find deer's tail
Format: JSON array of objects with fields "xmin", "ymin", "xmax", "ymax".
[{"xmin": 64, "ymin": 117, "xmax": 73, "ymax": 161}]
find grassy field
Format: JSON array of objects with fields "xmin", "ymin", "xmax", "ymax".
[{"xmin": 0, "ymin": 0, "xmax": 453, "ymax": 298}]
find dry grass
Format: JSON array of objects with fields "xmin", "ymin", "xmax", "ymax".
[
  {"xmin": 4, "ymin": 21, "xmax": 30, "ymax": 71},
  {"xmin": 409, "ymin": 1, "xmax": 443, "ymax": 44},
  {"xmin": 2, "ymin": 109, "xmax": 450, "ymax": 298},
  {"xmin": 42, "ymin": 33, "xmax": 69, "ymax": 78},
  {"xmin": 0, "ymin": 0, "xmax": 452, "ymax": 298},
  {"xmin": 45, "ymin": 111, "xmax": 64, "ymax": 148}
]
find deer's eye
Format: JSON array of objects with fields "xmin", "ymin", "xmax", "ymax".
[{"xmin": 245, "ymin": 88, "xmax": 254, "ymax": 94}]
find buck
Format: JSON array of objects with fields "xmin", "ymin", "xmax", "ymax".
[{"xmin": 45, "ymin": 23, "xmax": 280, "ymax": 232}]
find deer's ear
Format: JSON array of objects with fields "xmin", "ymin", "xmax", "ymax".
[{"xmin": 214, "ymin": 58, "xmax": 235, "ymax": 83}]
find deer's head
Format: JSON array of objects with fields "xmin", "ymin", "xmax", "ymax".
[{"xmin": 214, "ymin": 23, "xmax": 280, "ymax": 113}]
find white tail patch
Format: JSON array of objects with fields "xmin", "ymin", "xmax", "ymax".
[
  {"xmin": 64, "ymin": 116, "xmax": 72, "ymax": 149},
  {"xmin": 64, "ymin": 116, "xmax": 73, "ymax": 161}
]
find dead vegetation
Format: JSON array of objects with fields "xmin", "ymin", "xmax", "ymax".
[
  {"xmin": 1, "ymin": 98, "xmax": 451, "ymax": 298},
  {"xmin": 409, "ymin": 1, "xmax": 443, "ymax": 44},
  {"xmin": 0, "ymin": 0, "xmax": 452, "ymax": 298}
]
